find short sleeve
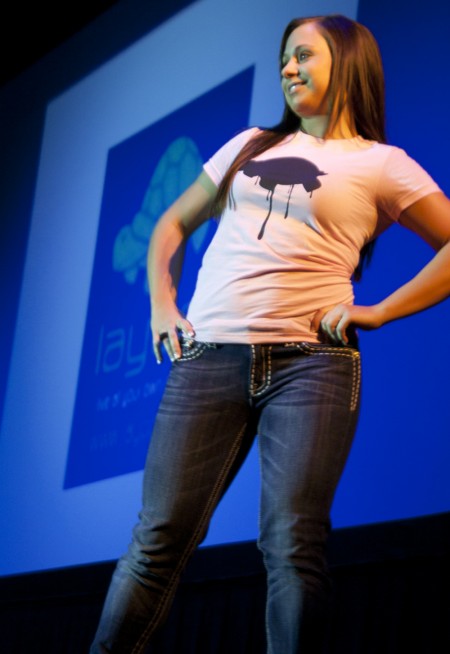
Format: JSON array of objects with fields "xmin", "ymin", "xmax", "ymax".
[
  {"xmin": 376, "ymin": 147, "xmax": 441, "ymax": 221},
  {"xmin": 203, "ymin": 127, "xmax": 260, "ymax": 186}
]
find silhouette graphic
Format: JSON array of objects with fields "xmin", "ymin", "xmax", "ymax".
[{"xmin": 240, "ymin": 157, "xmax": 327, "ymax": 239}]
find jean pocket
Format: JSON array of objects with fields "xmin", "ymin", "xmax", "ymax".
[
  {"xmin": 296, "ymin": 341, "xmax": 360, "ymax": 358},
  {"xmin": 178, "ymin": 338, "xmax": 214, "ymax": 362},
  {"xmin": 287, "ymin": 342, "xmax": 361, "ymax": 412}
]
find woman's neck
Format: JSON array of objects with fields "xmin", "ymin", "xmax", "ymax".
[{"xmin": 300, "ymin": 112, "xmax": 357, "ymax": 139}]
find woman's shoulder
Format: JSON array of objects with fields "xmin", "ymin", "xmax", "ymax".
[
  {"xmin": 352, "ymin": 139, "xmax": 429, "ymax": 174},
  {"xmin": 370, "ymin": 141, "xmax": 431, "ymax": 172},
  {"xmin": 365, "ymin": 140, "xmax": 414, "ymax": 159},
  {"xmin": 225, "ymin": 125, "xmax": 262, "ymax": 147},
  {"xmin": 206, "ymin": 126, "xmax": 261, "ymax": 165},
  {"xmin": 370, "ymin": 142, "xmax": 440, "ymax": 199},
  {"xmin": 208, "ymin": 126, "xmax": 259, "ymax": 156}
]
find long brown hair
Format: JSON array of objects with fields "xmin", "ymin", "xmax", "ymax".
[{"xmin": 213, "ymin": 14, "xmax": 387, "ymax": 279}]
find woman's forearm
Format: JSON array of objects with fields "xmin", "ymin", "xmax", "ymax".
[
  {"xmin": 147, "ymin": 172, "xmax": 217, "ymax": 310},
  {"xmin": 146, "ymin": 173, "xmax": 217, "ymax": 362},
  {"xmin": 147, "ymin": 217, "xmax": 193, "ymax": 362},
  {"xmin": 147, "ymin": 217, "xmax": 186, "ymax": 308},
  {"xmin": 375, "ymin": 239, "xmax": 450, "ymax": 325},
  {"xmin": 314, "ymin": 240, "xmax": 450, "ymax": 344}
]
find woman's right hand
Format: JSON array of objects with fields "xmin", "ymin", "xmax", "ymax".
[{"xmin": 151, "ymin": 302, "xmax": 195, "ymax": 364}]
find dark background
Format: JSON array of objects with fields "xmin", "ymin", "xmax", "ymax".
[{"xmin": 0, "ymin": 2, "xmax": 120, "ymax": 87}]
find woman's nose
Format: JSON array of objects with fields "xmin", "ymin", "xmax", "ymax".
[{"xmin": 281, "ymin": 57, "xmax": 297, "ymax": 77}]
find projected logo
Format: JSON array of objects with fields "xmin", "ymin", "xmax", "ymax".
[{"xmin": 64, "ymin": 67, "xmax": 254, "ymax": 488}]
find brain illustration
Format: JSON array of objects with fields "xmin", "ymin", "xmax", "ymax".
[{"xmin": 113, "ymin": 137, "xmax": 204, "ymax": 291}]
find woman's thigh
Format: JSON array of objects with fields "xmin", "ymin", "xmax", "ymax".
[
  {"xmin": 257, "ymin": 343, "xmax": 362, "ymax": 545},
  {"xmin": 138, "ymin": 342, "xmax": 256, "ymax": 548}
]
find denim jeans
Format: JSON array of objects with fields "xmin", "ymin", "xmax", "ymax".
[{"xmin": 90, "ymin": 340, "xmax": 361, "ymax": 654}]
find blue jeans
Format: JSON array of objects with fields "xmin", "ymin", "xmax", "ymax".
[{"xmin": 90, "ymin": 341, "xmax": 361, "ymax": 654}]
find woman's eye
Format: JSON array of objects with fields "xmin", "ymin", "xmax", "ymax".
[
  {"xmin": 296, "ymin": 49, "xmax": 310, "ymax": 62},
  {"xmin": 280, "ymin": 49, "xmax": 310, "ymax": 72}
]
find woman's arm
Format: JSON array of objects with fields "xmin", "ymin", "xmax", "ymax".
[
  {"xmin": 313, "ymin": 191, "xmax": 450, "ymax": 344},
  {"xmin": 147, "ymin": 170, "xmax": 218, "ymax": 362}
]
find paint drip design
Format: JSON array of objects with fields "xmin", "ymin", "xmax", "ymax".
[{"xmin": 240, "ymin": 157, "xmax": 327, "ymax": 239}]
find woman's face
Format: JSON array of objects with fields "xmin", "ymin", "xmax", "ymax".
[{"xmin": 281, "ymin": 22, "xmax": 333, "ymax": 120}]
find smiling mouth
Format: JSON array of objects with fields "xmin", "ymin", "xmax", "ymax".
[{"xmin": 288, "ymin": 81, "xmax": 305, "ymax": 94}]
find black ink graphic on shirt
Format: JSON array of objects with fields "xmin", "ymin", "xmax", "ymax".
[{"xmin": 240, "ymin": 157, "xmax": 327, "ymax": 239}]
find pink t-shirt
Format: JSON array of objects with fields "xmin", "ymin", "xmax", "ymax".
[{"xmin": 187, "ymin": 128, "xmax": 440, "ymax": 344}]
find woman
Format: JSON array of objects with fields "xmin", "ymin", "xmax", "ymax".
[{"xmin": 90, "ymin": 14, "xmax": 450, "ymax": 654}]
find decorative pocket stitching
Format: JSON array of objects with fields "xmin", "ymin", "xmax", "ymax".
[
  {"xmin": 178, "ymin": 340, "xmax": 215, "ymax": 362},
  {"xmin": 289, "ymin": 342, "xmax": 361, "ymax": 412}
]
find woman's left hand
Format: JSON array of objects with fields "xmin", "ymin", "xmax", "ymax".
[{"xmin": 311, "ymin": 303, "xmax": 385, "ymax": 345}]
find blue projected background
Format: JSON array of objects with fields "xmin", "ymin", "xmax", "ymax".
[
  {"xmin": 65, "ymin": 69, "xmax": 253, "ymax": 488},
  {"xmin": 0, "ymin": 0, "xmax": 449, "ymax": 577}
]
